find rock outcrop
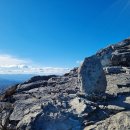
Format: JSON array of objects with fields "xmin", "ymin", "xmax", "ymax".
[
  {"xmin": 97, "ymin": 37, "xmax": 130, "ymax": 67},
  {"xmin": 0, "ymin": 37, "xmax": 130, "ymax": 130}
]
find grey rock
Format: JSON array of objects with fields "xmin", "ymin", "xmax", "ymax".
[
  {"xmin": 97, "ymin": 37, "xmax": 130, "ymax": 67},
  {"xmin": 96, "ymin": 46, "xmax": 114, "ymax": 67},
  {"xmin": 111, "ymin": 52, "xmax": 130, "ymax": 67},
  {"xmin": 64, "ymin": 67, "xmax": 78, "ymax": 77},
  {"xmin": 1, "ymin": 37, "xmax": 130, "ymax": 130},
  {"xmin": 106, "ymin": 73, "xmax": 130, "ymax": 95},
  {"xmin": 104, "ymin": 66, "xmax": 126, "ymax": 74},
  {"xmin": 25, "ymin": 75, "xmax": 57, "ymax": 84},
  {"xmin": 0, "ymin": 85, "xmax": 17, "ymax": 101},
  {"xmin": 78, "ymin": 55, "xmax": 107, "ymax": 96},
  {"xmin": 69, "ymin": 97, "xmax": 96, "ymax": 115},
  {"xmin": 17, "ymin": 81, "xmax": 48, "ymax": 92},
  {"xmin": 32, "ymin": 115, "xmax": 81, "ymax": 130},
  {"xmin": 13, "ymin": 93, "xmax": 32, "ymax": 101},
  {"xmin": 84, "ymin": 111, "xmax": 130, "ymax": 130},
  {"xmin": 112, "ymin": 38, "xmax": 130, "ymax": 49}
]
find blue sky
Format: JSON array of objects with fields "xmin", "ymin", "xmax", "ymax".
[{"xmin": 0, "ymin": 0, "xmax": 130, "ymax": 74}]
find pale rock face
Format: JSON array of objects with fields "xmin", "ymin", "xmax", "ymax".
[
  {"xmin": 78, "ymin": 55, "xmax": 107, "ymax": 95},
  {"xmin": 69, "ymin": 97, "xmax": 87, "ymax": 115},
  {"xmin": 84, "ymin": 111, "xmax": 130, "ymax": 130},
  {"xmin": 96, "ymin": 46, "xmax": 114, "ymax": 67},
  {"xmin": 97, "ymin": 37, "xmax": 130, "ymax": 67}
]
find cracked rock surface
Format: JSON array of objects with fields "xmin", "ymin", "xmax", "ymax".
[{"xmin": 0, "ymin": 38, "xmax": 130, "ymax": 130}]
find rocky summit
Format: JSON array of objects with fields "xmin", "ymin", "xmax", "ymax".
[{"xmin": 1, "ymin": 37, "xmax": 130, "ymax": 130}]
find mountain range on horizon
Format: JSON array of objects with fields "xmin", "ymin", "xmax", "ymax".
[{"xmin": 0, "ymin": 74, "xmax": 35, "ymax": 91}]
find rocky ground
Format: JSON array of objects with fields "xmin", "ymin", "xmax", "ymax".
[{"xmin": 0, "ymin": 38, "xmax": 130, "ymax": 130}]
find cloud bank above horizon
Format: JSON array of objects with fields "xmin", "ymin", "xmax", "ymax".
[{"xmin": 0, "ymin": 54, "xmax": 69, "ymax": 75}]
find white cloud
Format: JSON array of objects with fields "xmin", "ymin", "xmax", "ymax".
[
  {"xmin": 76, "ymin": 60, "xmax": 83, "ymax": 65},
  {"xmin": 0, "ymin": 54, "xmax": 29, "ymax": 66},
  {"xmin": 0, "ymin": 54, "xmax": 70, "ymax": 75}
]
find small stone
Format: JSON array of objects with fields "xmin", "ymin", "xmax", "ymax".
[{"xmin": 62, "ymin": 101, "xmax": 67, "ymax": 108}]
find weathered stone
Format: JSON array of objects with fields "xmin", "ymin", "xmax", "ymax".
[
  {"xmin": 17, "ymin": 81, "xmax": 48, "ymax": 92},
  {"xmin": 96, "ymin": 37, "xmax": 130, "ymax": 67},
  {"xmin": 0, "ymin": 85, "xmax": 17, "ymax": 101},
  {"xmin": 78, "ymin": 55, "xmax": 107, "ymax": 95},
  {"xmin": 112, "ymin": 38, "xmax": 130, "ymax": 49},
  {"xmin": 25, "ymin": 75, "xmax": 57, "ymax": 84},
  {"xmin": 96, "ymin": 46, "xmax": 114, "ymax": 67},
  {"xmin": 1, "ymin": 37, "xmax": 130, "ymax": 130},
  {"xmin": 69, "ymin": 97, "xmax": 87, "ymax": 115},
  {"xmin": 32, "ymin": 115, "xmax": 81, "ymax": 130},
  {"xmin": 111, "ymin": 52, "xmax": 130, "ymax": 67},
  {"xmin": 84, "ymin": 111, "xmax": 130, "ymax": 130},
  {"xmin": 10, "ymin": 98, "xmax": 39, "ymax": 121},
  {"xmin": 106, "ymin": 73, "xmax": 130, "ymax": 95},
  {"xmin": 104, "ymin": 66, "xmax": 126, "ymax": 74},
  {"xmin": 69, "ymin": 97, "xmax": 96, "ymax": 115}
]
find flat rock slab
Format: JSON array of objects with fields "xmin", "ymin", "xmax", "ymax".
[
  {"xmin": 84, "ymin": 111, "xmax": 130, "ymax": 130},
  {"xmin": 78, "ymin": 55, "xmax": 107, "ymax": 95}
]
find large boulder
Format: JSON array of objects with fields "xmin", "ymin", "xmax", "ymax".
[{"xmin": 78, "ymin": 55, "xmax": 107, "ymax": 96}]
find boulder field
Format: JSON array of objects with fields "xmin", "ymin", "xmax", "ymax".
[{"xmin": 1, "ymin": 37, "xmax": 130, "ymax": 130}]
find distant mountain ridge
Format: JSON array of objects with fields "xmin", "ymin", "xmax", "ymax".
[
  {"xmin": 0, "ymin": 74, "xmax": 35, "ymax": 91},
  {"xmin": 0, "ymin": 77, "xmax": 17, "ymax": 87}
]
